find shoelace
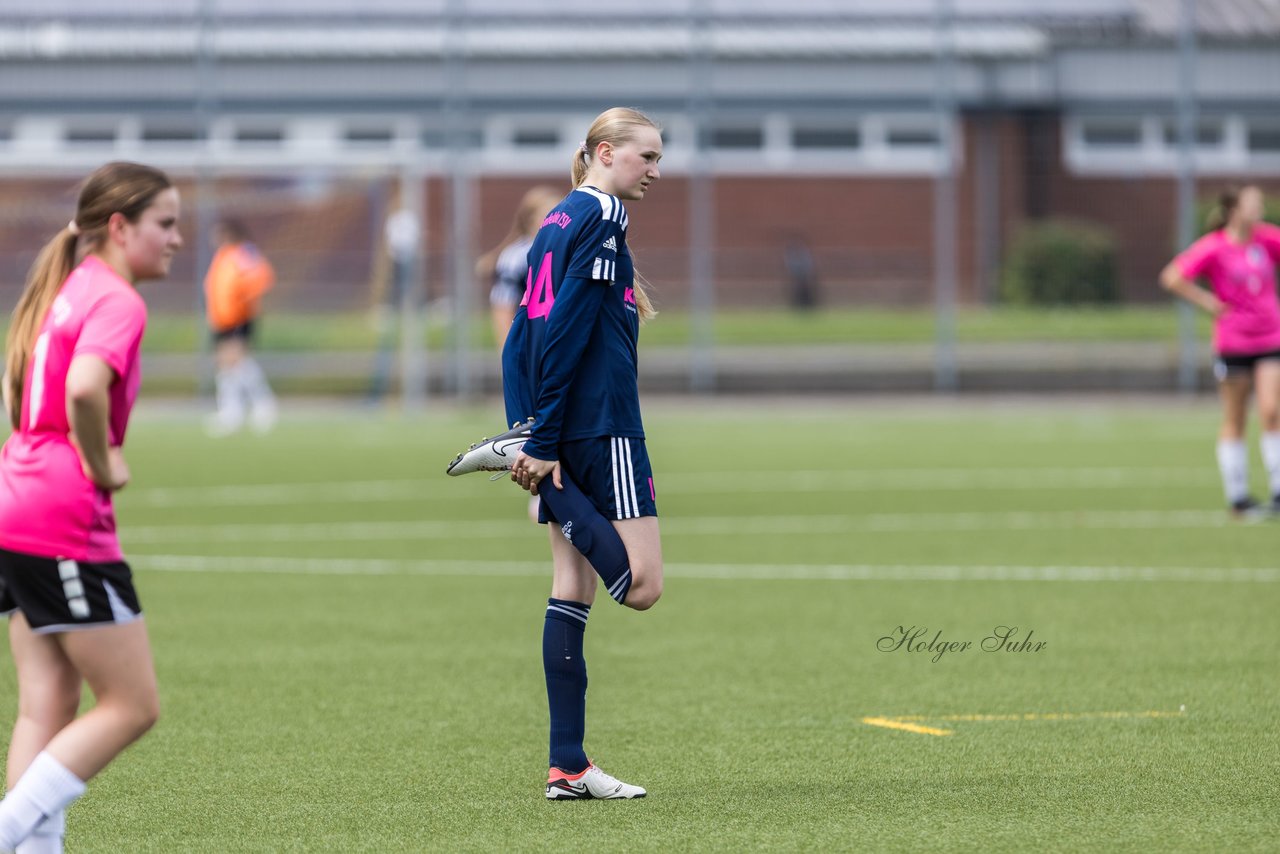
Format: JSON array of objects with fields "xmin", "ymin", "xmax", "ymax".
[
  {"xmin": 469, "ymin": 421, "xmax": 531, "ymax": 454},
  {"xmin": 588, "ymin": 767, "xmax": 623, "ymax": 787}
]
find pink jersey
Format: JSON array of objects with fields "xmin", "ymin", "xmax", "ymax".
[
  {"xmin": 0, "ymin": 256, "xmax": 147, "ymax": 562},
  {"xmin": 1175, "ymin": 222, "xmax": 1280, "ymax": 355}
]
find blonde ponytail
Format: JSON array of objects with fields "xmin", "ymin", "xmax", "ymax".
[
  {"xmin": 632, "ymin": 266, "xmax": 657, "ymax": 323},
  {"xmin": 4, "ymin": 228, "xmax": 79, "ymax": 428},
  {"xmin": 570, "ymin": 142, "xmax": 591, "ymax": 190},
  {"xmin": 570, "ymin": 107, "xmax": 661, "ymax": 323}
]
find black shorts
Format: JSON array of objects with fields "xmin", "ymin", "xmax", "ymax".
[
  {"xmin": 538, "ymin": 436, "xmax": 658, "ymax": 524},
  {"xmin": 212, "ymin": 320, "xmax": 256, "ymax": 344},
  {"xmin": 1214, "ymin": 349, "xmax": 1280, "ymax": 382},
  {"xmin": 0, "ymin": 548, "xmax": 143, "ymax": 634}
]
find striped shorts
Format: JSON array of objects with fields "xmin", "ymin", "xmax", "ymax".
[
  {"xmin": 0, "ymin": 548, "xmax": 144, "ymax": 635},
  {"xmin": 539, "ymin": 435, "xmax": 657, "ymax": 523}
]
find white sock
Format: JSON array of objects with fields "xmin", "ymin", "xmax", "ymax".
[
  {"xmin": 1260, "ymin": 432, "xmax": 1280, "ymax": 499},
  {"xmin": 15, "ymin": 810, "xmax": 65, "ymax": 854},
  {"xmin": 0, "ymin": 754, "xmax": 85, "ymax": 850},
  {"xmin": 214, "ymin": 369, "xmax": 246, "ymax": 427},
  {"xmin": 238, "ymin": 358, "xmax": 276, "ymax": 409},
  {"xmin": 1216, "ymin": 439, "xmax": 1250, "ymax": 505}
]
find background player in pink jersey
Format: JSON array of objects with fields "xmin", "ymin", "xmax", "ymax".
[
  {"xmin": 0, "ymin": 162, "xmax": 182, "ymax": 852},
  {"xmin": 1161, "ymin": 184, "xmax": 1280, "ymax": 517}
]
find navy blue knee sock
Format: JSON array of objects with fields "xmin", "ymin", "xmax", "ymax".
[
  {"xmin": 544, "ymin": 598, "xmax": 591, "ymax": 774},
  {"xmin": 538, "ymin": 472, "xmax": 633, "ymax": 604}
]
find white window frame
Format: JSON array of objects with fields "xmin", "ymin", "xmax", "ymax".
[{"xmin": 1064, "ymin": 112, "xmax": 1280, "ymax": 175}]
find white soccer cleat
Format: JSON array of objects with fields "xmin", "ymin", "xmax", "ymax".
[
  {"xmin": 1230, "ymin": 497, "xmax": 1271, "ymax": 522},
  {"xmin": 204, "ymin": 412, "xmax": 243, "ymax": 438},
  {"xmin": 545, "ymin": 763, "xmax": 647, "ymax": 800},
  {"xmin": 445, "ymin": 418, "xmax": 533, "ymax": 476}
]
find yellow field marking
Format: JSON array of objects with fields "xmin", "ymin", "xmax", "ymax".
[
  {"xmin": 863, "ymin": 709, "xmax": 1185, "ymax": 736},
  {"xmin": 860, "ymin": 717, "xmax": 954, "ymax": 736}
]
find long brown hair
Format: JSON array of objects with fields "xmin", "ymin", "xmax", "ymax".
[
  {"xmin": 475, "ymin": 185, "xmax": 563, "ymax": 283},
  {"xmin": 571, "ymin": 107, "xmax": 661, "ymax": 322},
  {"xmin": 1206, "ymin": 184, "xmax": 1258, "ymax": 231},
  {"xmin": 4, "ymin": 161, "xmax": 172, "ymax": 429}
]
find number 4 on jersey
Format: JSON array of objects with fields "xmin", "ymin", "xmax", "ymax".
[{"xmin": 523, "ymin": 251, "xmax": 556, "ymax": 319}]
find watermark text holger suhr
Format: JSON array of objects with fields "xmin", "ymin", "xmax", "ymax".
[{"xmin": 878, "ymin": 626, "xmax": 1047, "ymax": 663}]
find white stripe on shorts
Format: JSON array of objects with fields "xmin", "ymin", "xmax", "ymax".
[
  {"xmin": 611, "ymin": 438, "xmax": 627, "ymax": 519},
  {"xmin": 103, "ymin": 580, "xmax": 138, "ymax": 622},
  {"xmin": 611, "ymin": 438, "xmax": 641, "ymax": 520},
  {"xmin": 623, "ymin": 438, "xmax": 639, "ymax": 517}
]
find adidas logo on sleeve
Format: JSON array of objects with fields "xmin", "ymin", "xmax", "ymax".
[{"xmin": 602, "ymin": 236, "xmax": 617, "ymax": 252}]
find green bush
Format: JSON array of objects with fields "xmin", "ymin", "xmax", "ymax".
[{"xmin": 1000, "ymin": 219, "xmax": 1119, "ymax": 306}]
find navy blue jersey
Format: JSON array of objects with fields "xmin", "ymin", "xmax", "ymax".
[{"xmin": 502, "ymin": 186, "xmax": 643, "ymax": 460}]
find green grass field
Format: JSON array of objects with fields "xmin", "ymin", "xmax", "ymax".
[
  {"xmin": 135, "ymin": 306, "xmax": 1211, "ymax": 353},
  {"xmin": 1, "ymin": 399, "xmax": 1277, "ymax": 852}
]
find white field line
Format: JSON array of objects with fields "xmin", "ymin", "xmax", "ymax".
[
  {"xmin": 124, "ymin": 467, "xmax": 1212, "ymax": 507},
  {"xmin": 120, "ymin": 509, "xmax": 1239, "ymax": 545},
  {"xmin": 126, "ymin": 554, "xmax": 1280, "ymax": 583},
  {"xmin": 658, "ymin": 468, "xmax": 1210, "ymax": 492}
]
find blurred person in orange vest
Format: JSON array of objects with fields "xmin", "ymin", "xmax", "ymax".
[{"xmin": 204, "ymin": 217, "xmax": 277, "ymax": 435}]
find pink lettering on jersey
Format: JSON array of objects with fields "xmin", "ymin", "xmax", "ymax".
[
  {"xmin": 527, "ymin": 252, "xmax": 556, "ymax": 319},
  {"xmin": 624, "ymin": 287, "xmax": 635, "ymax": 305},
  {"xmin": 542, "ymin": 211, "xmax": 573, "ymax": 230}
]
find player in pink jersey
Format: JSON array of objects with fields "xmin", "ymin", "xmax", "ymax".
[
  {"xmin": 0, "ymin": 162, "xmax": 182, "ymax": 853},
  {"xmin": 1161, "ymin": 184, "xmax": 1280, "ymax": 518}
]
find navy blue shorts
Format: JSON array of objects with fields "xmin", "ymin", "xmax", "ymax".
[{"xmin": 539, "ymin": 436, "xmax": 658, "ymax": 524}]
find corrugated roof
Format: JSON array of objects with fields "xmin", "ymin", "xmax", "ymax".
[
  {"xmin": 0, "ymin": 0, "xmax": 1273, "ymax": 55},
  {"xmin": 0, "ymin": 0, "xmax": 1136, "ymax": 20},
  {"xmin": 1131, "ymin": 0, "xmax": 1280, "ymax": 39},
  {"xmin": 0, "ymin": 22, "xmax": 1049, "ymax": 61}
]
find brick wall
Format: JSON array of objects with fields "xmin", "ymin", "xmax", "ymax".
[{"xmin": 2, "ymin": 138, "xmax": 1278, "ymax": 314}]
